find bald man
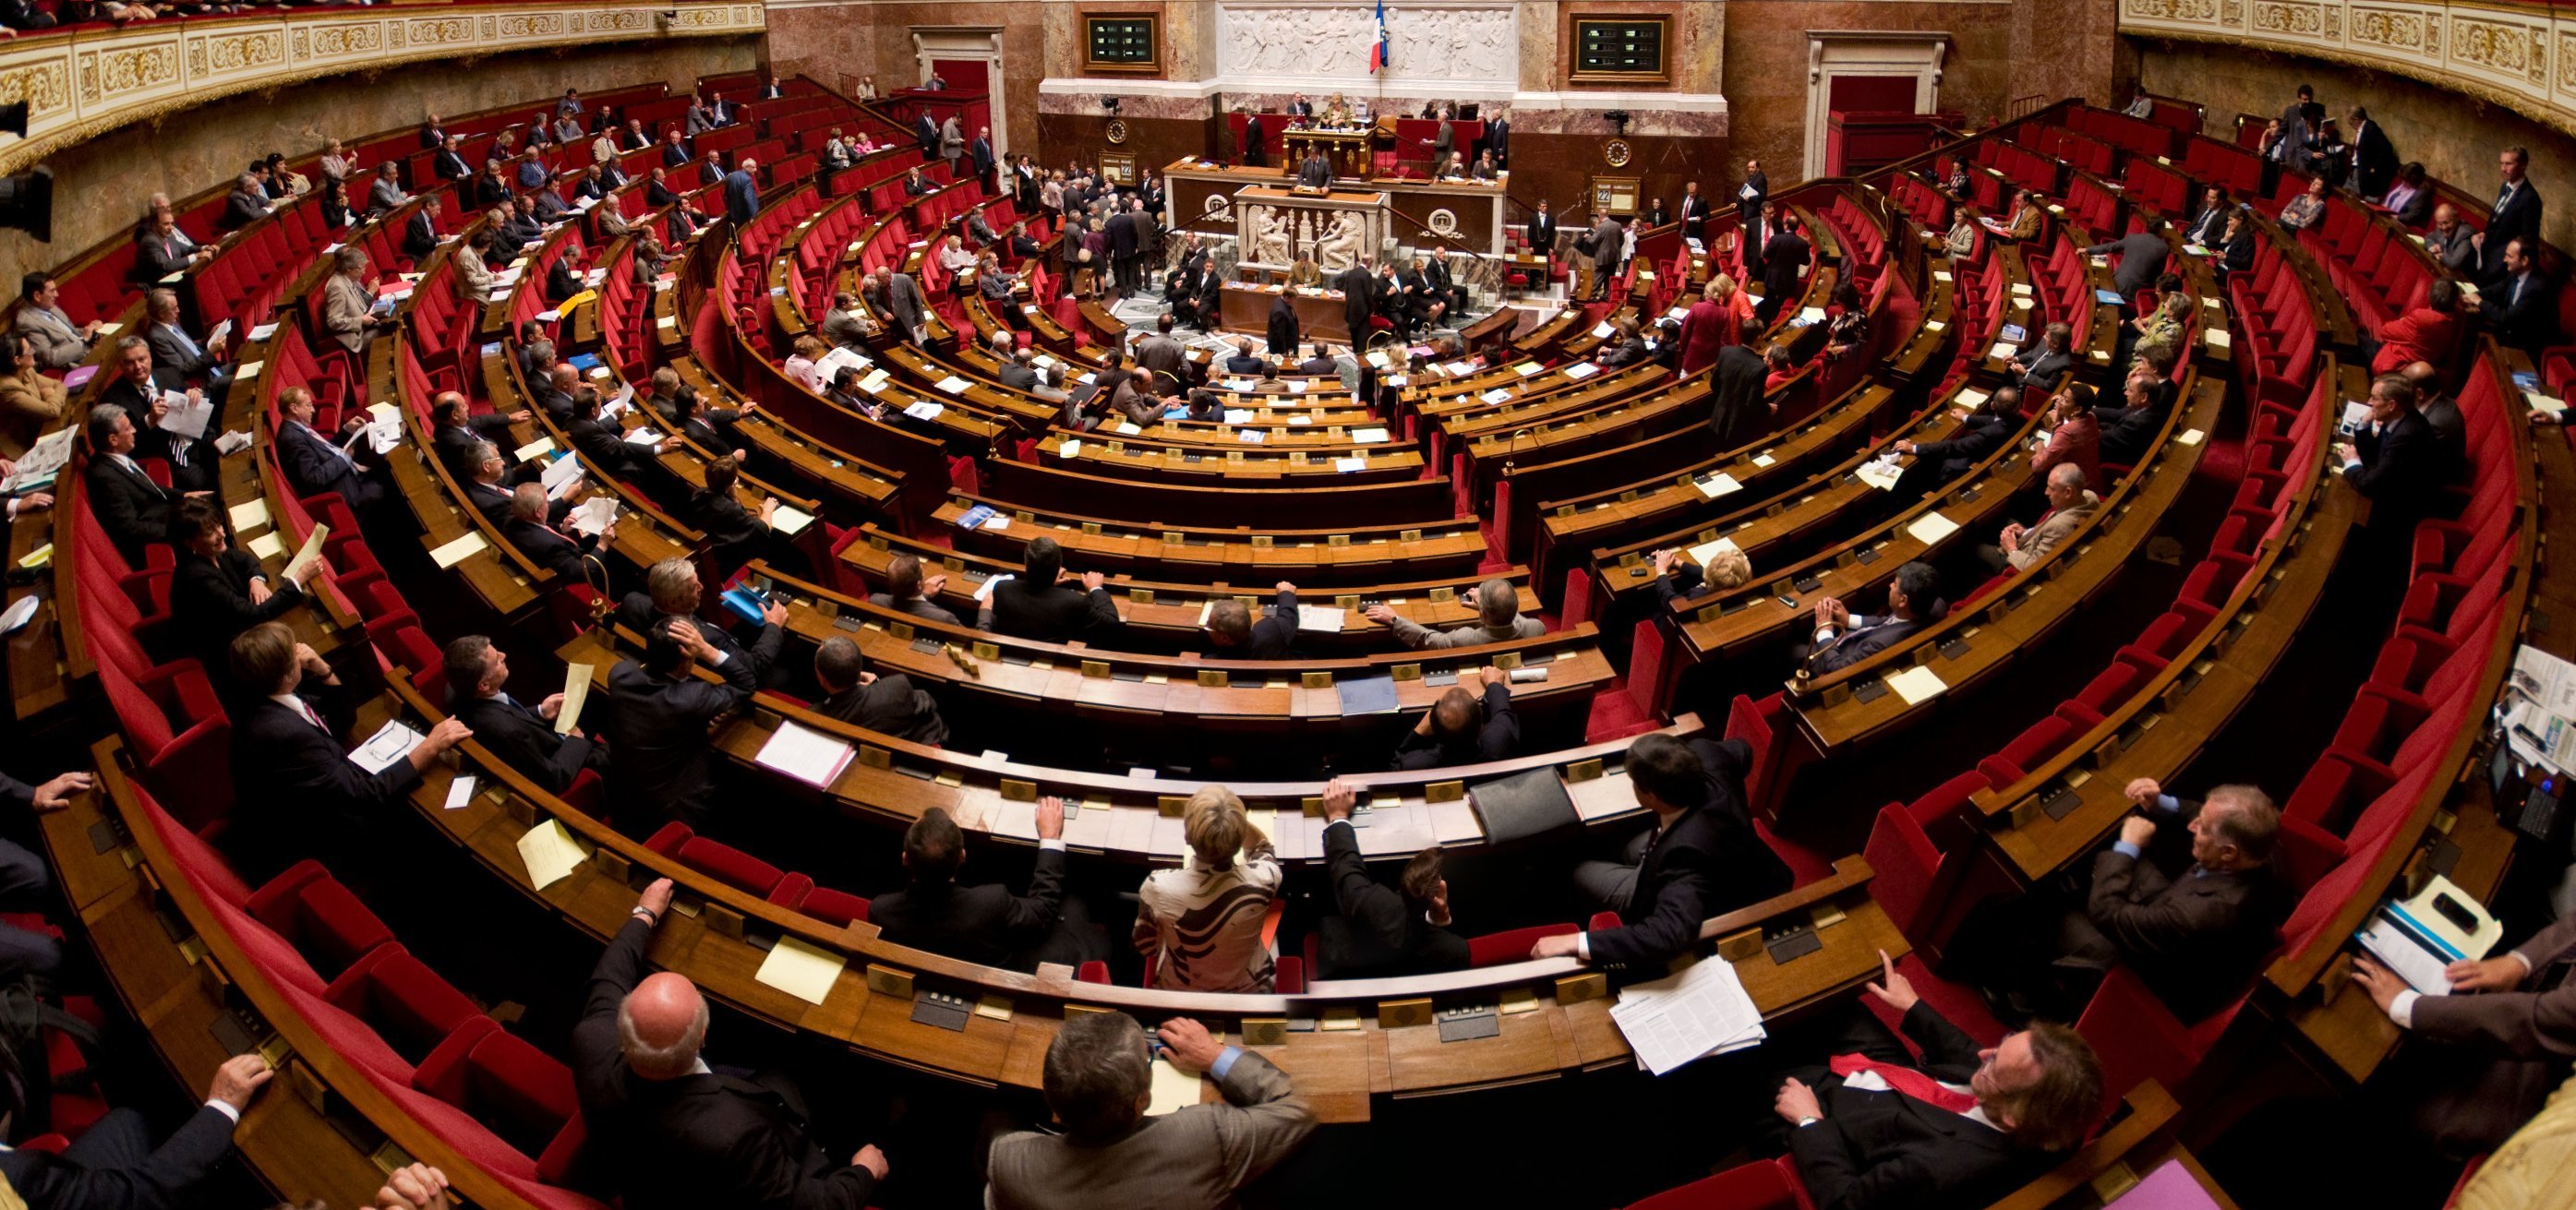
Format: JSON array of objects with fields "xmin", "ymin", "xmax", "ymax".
[{"xmin": 572, "ymin": 878, "xmax": 890, "ymax": 1210}]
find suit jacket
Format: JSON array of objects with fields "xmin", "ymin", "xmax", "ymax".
[
  {"xmin": 990, "ymin": 577, "xmax": 1120, "ymax": 642},
  {"xmin": 0, "ymin": 370, "xmax": 65, "ymax": 459},
  {"xmin": 219, "ymin": 188, "xmax": 268, "ymax": 231},
  {"xmin": 1527, "ymin": 213, "xmax": 1558, "ymax": 258},
  {"xmin": 2345, "ymin": 408, "xmax": 2443, "ymax": 526},
  {"xmin": 0, "ymin": 1104, "xmax": 238, "ymax": 1210},
  {"xmin": 572, "ymin": 919, "xmax": 879, "ymax": 1210},
  {"xmin": 1240, "ymin": 586, "xmax": 1298, "ymax": 659},
  {"xmin": 276, "ymin": 421, "xmax": 370, "ymax": 505},
  {"xmin": 2085, "ymin": 809, "xmax": 2287, "ymax": 1020},
  {"xmin": 2350, "ymin": 122, "xmax": 2399, "ymax": 197},
  {"xmin": 505, "ymin": 514, "xmax": 600, "ymax": 581},
  {"xmin": 170, "ymin": 548, "xmax": 302, "ymax": 666},
  {"xmin": 322, "ymin": 273, "xmax": 373, "ymax": 356},
  {"xmin": 604, "ymin": 650, "xmax": 757, "ymax": 829},
  {"xmin": 2482, "ymin": 269, "xmax": 2556, "ymax": 354},
  {"xmin": 885, "ymin": 273, "xmax": 928, "ymax": 337},
  {"xmin": 971, "ymin": 138, "xmax": 995, "ymax": 175},
  {"xmin": 230, "ymin": 680, "xmax": 426, "ymax": 845},
  {"xmin": 569, "ymin": 415, "xmax": 653, "ymax": 479},
  {"xmin": 1710, "ymin": 344, "xmax": 1768, "ymax": 448},
  {"xmin": 146, "ymin": 322, "xmax": 220, "ymax": 381},
  {"xmin": 1790, "ymin": 1001, "xmax": 2052, "ymax": 1210},
  {"xmin": 2007, "ymin": 492, "xmax": 2099, "ymax": 570},
  {"xmin": 1739, "ymin": 172, "xmax": 1768, "ymax": 219},
  {"xmin": 1586, "ymin": 737, "xmax": 1792, "ymax": 968},
  {"xmin": 1296, "ymin": 155, "xmax": 1333, "ymax": 188},
  {"xmin": 1588, "ymin": 218, "xmax": 1624, "ymax": 274},
  {"xmin": 1316, "ymin": 819, "xmax": 1469, "ymax": 979},
  {"xmin": 85, "ymin": 455, "xmax": 175, "ymax": 567},
  {"xmin": 2088, "ymin": 232, "xmax": 2169, "ymax": 296},
  {"xmin": 15, "ymin": 305, "xmax": 91, "ymax": 370},
  {"xmin": 1334, "ymin": 266, "xmax": 1375, "ymax": 331},
  {"xmin": 2484, "ymin": 180, "xmax": 2544, "ymax": 277},
  {"xmin": 985, "ymin": 1048, "xmax": 1314, "ymax": 1210},
  {"xmin": 1809, "ymin": 605, "xmax": 1944, "ymax": 676},
  {"xmin": 1265, "ymin": 299, "xmax": 1300, "ymax": 356},
  {"xmin": 723, "ymin": 171, "xmax": 759, "ymax": 224},
  {"xmin": 2406, "ymin": 909, "xmax": 2576, "ymax": 1147},
  {"xmin": 870, "ymin": 849, "xmax": 1064, "ymax": 970},
  {"xmin": 2182, "ymin": 204, "xmax": 2230, "ymax": 249},
  {"xmin": 615, "ymin": 594, "xmax": 784, "ymax": 682},
  {"xmin": 1391, "ymin": 681, "xmax": 1519, "ymax": 771},
  {"xmin": 661, "ymin": 142, "xmax": 692, "ymax": 169},
  {"xmin": 1761, "ymin": 232, "xmax": 1812, "ymax": 304},
  {"xmin": 432, "ymin": 150, "xmax": 471, "ymax": 181},
  {"xmin": 1915, "ymin": 413, "xmax": 2015, "ymax": 475},
  {"xmin": 2013, "ymin": 346, "xmax": 2073, "ymax": 392},
  {"xmin": 816, "ymin": 675, "xmax": 949, "ymax": 747},
  {"xmin": 453, "ymin": 690, "xmax": 597, "ymax": 794},
  {"xmin": 133, "ymin": 229, "xmax": 200, "ymax": 284},
  {"xmin": 1382, "ymin": 611, "xmax": 1543, "ymax": 651}
]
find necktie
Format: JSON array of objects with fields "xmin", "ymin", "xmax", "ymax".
[
  {"xmin": 293, "ymin": 698, "xmax": 330, "ymax": 734},
  {"xmin": 2499, "ymin": 182, "xmax": 2515, "ymax": 211},
  {"xmin": 1830, "ymin": 1054, "xmax": 1980, "ymax": 1114}
]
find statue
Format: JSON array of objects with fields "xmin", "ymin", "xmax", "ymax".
[
  {"xmin": 1249, "ymin": 205, "xmax": 1292, "ymax": 265},
  {"xmin": 1317, "ymin": 210, "xmax": 1366, "ymax": 272}
]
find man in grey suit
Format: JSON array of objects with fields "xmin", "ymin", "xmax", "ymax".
[
  {"xmin": 1362, "ymin": 575, "xmax": 1543, "ymax": 649},
  {"xmin": 14, "ymin": 272, "xmax": 98, "ymax": 370},
  {"xmin": 2353, "ymin": 904, "xmax": 2576, "ymax": 1151},
  {"xmin": 884, "ymin": 270, "xmax": 930, "ymax": 344},
  {"xmin": 985, "ymin": 1012, "xmax": 1314, "ymax": 1210},
  {"xmin": 1587, "ymin": 213, "xmax": 1624, "ymax": 300}
]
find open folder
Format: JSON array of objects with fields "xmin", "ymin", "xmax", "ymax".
[{"xmin": 2354, "ymin": 874, "xmax": 2502, "ymax": 995}]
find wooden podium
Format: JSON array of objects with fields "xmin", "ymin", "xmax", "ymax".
[{"xmin": 1282, "ymin": 127, "xmax": 1374, "ymax": 181}]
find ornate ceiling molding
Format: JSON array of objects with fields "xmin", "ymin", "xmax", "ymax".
[
  {"xmin": 0, "ymin": 3, "xmax": 763, "ymax": 175},
  {"xmin": 2120, "ymin": 0, "xmax": 2576, "ymax": 138}
]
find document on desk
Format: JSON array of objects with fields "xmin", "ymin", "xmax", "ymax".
[
  {"xmin": 1906, "ymin": 511, "xmax": 1961, "ymax": 545},
  {"xmin": 2510, "ymin": 644, "xmax": 2576, "ymax": 721},
  {"xmin": 349, "ymin": 720, "xmax": 425, "ymax": 773},
  {"xmin": 1352, "ymin": 427, "xmax": 1390, "ymax": 444},
  {"xmin": 1479, "ymin": 388, "xmax": 1513, "ymax": 404},
  {"xmin": 228, "ymin": 498, "xmax": 270, "ymax": 533},
  {"xmin": 1695, "ymin": 473, "xmax": 1742, "ymax": 499},
  {"xmin": 1855, "ymin": 455, "xmax": 1905, "ymax": 493},
  {"xmin": 1144, "ymin": 1056, "xmax": 1205, "ymax": 1115},
  {"xmin": 428, "ymin": 531, "xmax": 488, "ymax": 569},
  {"xmin": 1609, "ymin": 955, "xmax": 1766, "ymax": 1075},
  {"xmin": 1885, "ymin": 665, "xmax": 1948, "ymax": 706},
  {"xmin": 1685, "ymin": 536, "xmax": 1740, "ymax": 569},
  {"xmin": 771, "ymin": 505, "xmax": 816, "ymax": 536},
  {"xmin": 1295, "ymin": 605, "xmax": 1346, "ymax": 632},
  {"xmin": 515, "ymin": 819, "xmax": 588, "ymax": 890},
  {"xmin": 282, "ymin": 523, "xmax": 331, "ymax": 585},
  {"xmin": 754, "ymin": 720, "xmax": 858, "ymax": 789},
  {"xmin": 1336, "ymin": 673, "xmax": 1401, "ymax": 715},
  {"xmin": 754, "ymin": 935, "xmax": 845, "ymax": 1006},
  {"xmin": 0, "ymin": 596, "xmax": 40, "ymax": 637},
  {"xmin": 246, "ymin": 532, "xmax": 286, "ymax": 560},
  {"xmin": 2355, "ymin": 877, "xmax": 2498, "ymax": 995},
  {"xmin": 1563, "ymin": 361, "xmax": 1601, "ymax": 380}
]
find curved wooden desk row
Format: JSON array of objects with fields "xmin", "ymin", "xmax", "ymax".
[
  {"xmin": 924, "ymin": 492, "xmax": 1490, "ymax": 585},
  {"xmin": 1972, "ymin": 361, "xmax": 2356, "ymax": 885}
]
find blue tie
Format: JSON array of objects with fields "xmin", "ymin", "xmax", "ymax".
[{"xmin": 2498, "ymin": 183, "xmax": 2514, "ymax": 211}]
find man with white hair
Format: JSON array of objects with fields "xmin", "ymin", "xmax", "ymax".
[
  {"xmin": 1983, "ymin": 462, "xmax": 2098, "ymax": 572},
  {"xmin": 572, "ymin": 878, "xmax": 891, "ymax": 1210}
]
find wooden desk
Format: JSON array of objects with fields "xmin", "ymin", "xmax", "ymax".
[
  {"xmin": 1221, "ymin": 282, "xmax": 1353, "ymax": 343},
  {"xmin": 929, "ymin": 497, "xmax": 1488, "ymax": 586}
]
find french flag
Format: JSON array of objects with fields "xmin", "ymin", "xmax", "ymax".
[{"xmin": 1370, "ymin": 0, "xmax": 1390, "ymax": 73}]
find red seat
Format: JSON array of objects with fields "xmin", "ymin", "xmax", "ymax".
[
  {"xmin": 245, "ymin": 861, "xmax": 398, "ymax": 980},
  {"xmin": 411, "ymin": 1016, "xmax": 582, "ymax": 1164},
  {"xmin": 323, "ymin": 945, "xmax": 486, "ymax": 1062}
]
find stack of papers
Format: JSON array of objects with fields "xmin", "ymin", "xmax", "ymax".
[
  {"xmin": 1295, "ymin": 605, "xmax": 1346, "ymax": 632},
  {"xmin": 1694, "ymin": 473, "xmax": 1742, "ymax": 499},
  {"xmin": 1907, "ymin": 512, "xmax": 1962, "ymax": 544},
  {"xmin": 156, "ymin": 389, "xmax": 216, "ymax": 440},
  {"xmin": 1351, "ymin": 427, "xmax": 1390, "ymax": 444},
  {"xmin": 2504, "ymin": 645, "xmax": 2576, "ymax": 775},
  {"xmin": 754, "ymin": 720, "xmax": 858, "ymax": 788},
  {"xmin": 904, "ymin": 401, "xmax": 945, "ymax": 422},
  {"xmin": 429, "ymin": 532, "xmax": 488, "ymax": 569},
  {"xmin": 1608, "ymin": 956, "xmax": 1765, "ymax": 1075},
  {"xmin": 1855, "ymin": 454, "xmax": 1905, "ymax": 492}
]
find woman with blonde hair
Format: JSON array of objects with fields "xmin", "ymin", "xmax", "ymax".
[
  {"xmin": 1132, "ymin": 786, "xmax": 1283, "ymax": 992},
  {"xmin": 1646, "ymin": 541, "xmax": 1752, "ymax": 606}
]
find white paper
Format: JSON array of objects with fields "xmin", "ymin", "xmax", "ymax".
[
  {"xmin": 973, "ymin": 573, "xmax": 1016, "ymax": 603},
  {"xmin": 0, "ymin": 595, "xmax": 39, "ymax": 636},
  {"xmin": 1907, "ymin": 512, "xmax": 1961, "ymax": 544},
  {"xmin": 1564, "ymin": 361, "xmax": 1601, "ymax": 380},
  {"xmin": 542, "ymin": 452, "xmax": 586, "ymax": 497},
  {"xmin": 1608, "ymin": 956, "xmax": 1765, "ymax": 1076},
  {"xmin": 1480, "ymin": 389, "xmax": 1512, "ymax": 404},
  {"xmin": 444, "ymin": 776, "xmax": 476, "ymax": 809},
  {"xmin": 903, "ymin": 401, "xmax": 945, "ymax": 422},
  {"xmin": 1694, "ymin": 473, "xmax": 1742, "ymax": 499},
  {"xmin": 754, "ymin": 720, "xmax": 857, "ymax": 788},
  {"xmin": 569, "ymin": 496, "xmax": 620, "ymax": 536},
  {"xmin": 622, "ymin": 427, "xmax": 664, "ymax": 447},
  {"xmin": 350, "ymin": 720, "xmax": 425, "ymax": 773},
  {"xmin": 1352, "ymin": 427, "xmax": 1390, "ymax": 444},
  {"xmin": 1334, "ymin": 457, "xmax": 1366, "ymax": 473},
  {"xmin": 934, "ymin": 375, "xmax": 970, "ymax": 395},
  {"xmin": 1989, "ymin": 341, "xmax": 2018, "ymax": 360},
  {"xmin": 1057, "ymin": 438, "xmax": 1083, "ymax": 460},
  {"xmin": 156, "ymin": 389, "xmax": 215, "ymax": 441},
  {"xmin": 1886, "ymin": 665, "xmax": 1947, "ymax": 705},
  {"xmin": 1295, "ymin": 605, "xmax": 1346, "ymax": 633}
]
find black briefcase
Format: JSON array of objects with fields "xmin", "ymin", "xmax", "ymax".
[{"xmin": 1469, "ymin": 768, "xmax": 1580, "ymax": 845}]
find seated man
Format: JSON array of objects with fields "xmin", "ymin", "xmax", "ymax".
[
  {"xmin": 987, "ymin": 536, "xmax": 1119, "ymax": 642},
  {"xmin": 2353, "ymin": 901, "xmax": 2576, "ymax": 1154},
  {"xmin": 0, "ymin": 766, "xmax": 92, "ymax": 979},
  {"xmin": 273, "ymin": 384, "xmax": 391, "ymax": 514},
  {"xmin": 443, "ymin": 633, "xmax": 604, "ymax": 796},
  {"xmin": 1532, "ymin": 731, "xmax": 1793, "ymax": 968},
  {"xmin": 0, "ymin": 1054, "xmax": 275, "ymax": 1210},
  {"xmin": 2008, "ymin": 322, "xmax": 2075, "ymax": 392},
  {"xmin": 1982, "ymin": 464, "xmax": 2098, "ymax": 573},
  {"xmin": 225, "ymin": 623, "xmax": 469, "ymax": 876},
  {"xmin": 604, "ymin": 617, "xmax": 757, "ymax": 835},
  {"xmin": 870, "ymin": 802, "xmax": 1104, "ymax": 971},
  {"xmin": 1364, "ymin": 576, "xmax": 1541, "ymax": 649},
  {"xmin": 1800, "ymin": 561, "xmax": 1944, "ymax": 675},
  {"xmin": 505, "ymin": 484, "xmax": 612, "ymax": 581},
  {"xmin": 1770, "ymin": 955, "xmax": 2104, "ymax": 1210},
  {"xmin": 1205, "ymin": 581, "xmax": 1299, "ymax": 659},
  {"xmin": 572, "ymin": 879, "xmax": 890, "ymax": 1209},
  {"xmin": 1889, "ymin": 386, "xmax": 2024, "ymax": 501},
  {"xmin": 812, "ymin": 636, "xmax": 948, "ymax": 747},
  {"xmin": 82, "ymin": 405, "xmax": 185, "ymax": 569},
  {"xmin": 2337, "ymin": 372, "xmax": 2447, "ymax": 536},
  {"xmin": 618, "ymin": 557, "xmax": 786, "ymax": 683},
  {"xmin": 985, "ymin": 1012, "xmax": 1313, "ymax": 1209},
  {"xmin": 1391, "ymin": 670, "xmax": 1519, "ymax": 771},
  {"xmin": 430, "ymin": 390, "xmax": 534, "ymax": 485},
  {"xmin": 866, "ymin": 553, "xmax": 962, "ymax": 626},
  {"xmin": 1315, "ymin": 777, "xmax": 1468, "ymax": 978}
]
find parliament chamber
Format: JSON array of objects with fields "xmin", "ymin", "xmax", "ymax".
[{"xmin": 2, "ymin": 1, "xmax": 2576, "ymax": 1207}]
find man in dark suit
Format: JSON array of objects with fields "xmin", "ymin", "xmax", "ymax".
[
  {"xmin": 2076, "ymin": 779, "xmax": 2287, "ymax": 1017},
  {"xmin": 1772, "ymin": 958, "xmax": 2104, "ymax": 1210},
  {"xmin": 0, "ymin": 1053, "xmax": 274, "ymax": 1210},
  {"xmin": 1241, "ymin": 112, "xmax": 1266, "ymax": 168},
  {"xmin": 2473, "ymin": 236, "xmax": 2555, "ymax": 355},
  {"xmin": 274, "ymin": 384, "xmax": 390, "ymax": 513},
  {"xmin": 813, "ymin": 636, "xmax": 947, "ymax": 746},
  {"xmin": 444, "ymin": 634, "xmax": 602, "ymax": 795},
  {"xmin": 1296, "ymin": 150, "xmax": 1333, "ymax": 189},
  {"xmin": 2181, "ymin": 188, "xmax": 2233, "ymax": 248},
  {"xmin": 603, "ymin": 616, "xmax": 757, "ymax": 834},
  {"xmin": 871, "ymin": 802, "xmax": 1105, "ymax": 970},
  {"xmin": 1484, "ymin": 110, "xmax": 1510, "ymax": 165},
  {"xmin": 82, "ymin": 404, "xmax": 186, "ymax": 568},
  {"xmin": 2345, "ymin": 107, "xmax": 2399, "ymax": 198},
  {"xmin": 2337, "ymin": 372, "xmax": 2446, "ymax": 535},
  {"xmin": 723, "ymin": 161, "xmax": 761, "ymax": 226},
  {"xmin": 431, "ymin": 135, "xmax": 471, "ymax": 183},
  {"xmin": 458, "ymin": 453, "xmax": 521, "ymax": 532},
  {"xmin": 2084, "ymin": 228, "xmax": 2170, "ymax": 298},
  {"xmin": 914, "ymin": 111, "xmax": 940, "ymax": 162},
  {"xmin": 1757, "ymin": 214, "xmax": 1811, "ymax": 325},
  {"xmin": 505, "ymin": 484, "xmax": 609, "ymax": 581},
  {"xmin": 2480, "ymin": 147, "xmax": 2542, "ymax": 278},
  {"xmin": 1738, "ymin": 158, "xmax": 1768, "ymax": 223},
  {"xmin": 167, "ymin": 497, "xmax": 312, "ymax": 670},
  {"xmin": 1890, "ymin": 385, "xmax": 2022, "ymax": 498},
  {"xmin": 1316, "ymin": 777, "xmax": 1470, "ymax": 978},
  {"xmin": 1392, "ymin": 671, "xmax": 1519, "ymax": 771},
  {"xmin": 94, "ymin": 337, "xmax": 219, "ymax": 493},
  {"xmin": 660, "ymin": 129, "xmax": 692, "ymax": 169},
  {"xmin": 616, "ymin": 557, "xmax": 787, "ymax": 684},
  {"xmin": 1526, "ymin": 200, "xmax": 1558, "ymax": 267},
  {"xmin": 1335, "ymin": 258, "xmax": 1376, "ymax": 338},
  {"xmin": 1265, "ymin": 293, "xmax": 1301, "ymax": 358},
  {"xmin": 420, "ymin": 114, "xmax": 447, "ymax": 150},
  {"xmin": 1709, "ymin": 319, "xmax": 1770, "ymax": 448},
  {"xmin": 1107, "ymin": 201, "xmax": 1140, "ymax": 295},
  {"xmin": 1532, "ymin": 731, "xmax": 1794, "ymax": 967},
  {"xmin": 990, "ymin": 536, "xmax": 1120, "ymax": 641},
  {"xmin": 225, "ymin": 623, "xmax": 470, "ymax": 872},
  {"xmin": 1585, "ymin": 213, "xmax": 1624, "ymax": 301},
  {"xmin": 572, "ymin": 878, "xmax": 890, "ymax": 1209},
  {"xmin": 1205, "ymin": 581, "xmax": 1299, "ymax": 659},
  {"xmin": 2096, "ymin": 368, "xmax": 2176, "ymax": 467},
  {"xmin": 1678, "ymin": 180, "xmax": 1711, "ymax": 246},
  {"xmin": 430, "ymin": 389, "xmax": 530, "ymax": 483},
  {"xmin": 567, "ymin": 386, "xmax": 669, "ymax": 481},
  {"xmin": 2010, "ymin": 322, "xmax": 2076, "ymax": 392},
  {"xmin": 970, "ymin": 126, "xmax": 995, "ymax": 189},
  {"xmin": 1801, "ymin": 560, "xmax": 1944, "ymax": 675}
]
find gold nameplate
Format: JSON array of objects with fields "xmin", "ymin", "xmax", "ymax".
[
  {"xmin": 1063, "ymin": 1002, "xmax": 1113, "ymax": 1018},
  {"xmin": 888, "ymin": 621, "xmax": 916, "ymax": 641},
  {"xmin": 1251, "ymin": 535, "xmax": 1273, "ymax": 548},
  {"xmin": 1558, "ymin": 505, "xmax": 1579, "ymax": 519},
  {"xmin": 1318, "ymin": 1007, "xmax": 1363, "ymax": 1031},
  {"xmin": 1335, "ymin": 594, "xmax": 1359, "ymax": 609},
  {"xmin": 1198, "ymin": 669, "xmax": 1229, "ymax": 688},
  {"xmin": 1555, "ymin": 972, "xmax": 1608, "ymax": 1004},
  {"xmin": 1157, "ymin": 795, "xmax": 1189, "ymax": 817},
  {"xmin": 1013, "ymin": 509, "xmax": 1035, "ymax": 523},
  {"xmin": 1163, "ymin": 531, "xmax": 1186, "ymax": 545},
  {"xmin": 1128, "ymin": 589, "xmax": 1155, "ymax": 605},
  {"xmin": 1499, "ymin": 988, "xmax": 1539, "ymax": 1015},
  {"xmin": 864, "ymin": 965, "xmax": 916, "ymax": 999},
  {"xmin": 1494, "ymin": 652, "xmax": 1524, "ymax": 669},
  {"xmin": 1378, "ymin": 998, "xmax": 1434, "ymax": 1028},
  {"xmin": 1390, "ymin": 664, "xmax": 1423, "ymax": 681},
  {"xmin": 972, "ymin": 642, "xmax": 1000, "ymax": 660},
  {"xmin": 1424, "ymin": 781, "xmax": 1465, "ymax": 803},
  {"xmin": 1302, "ymin": 671, "xmax": 1333, "ymax": 689},
  {"xmin": 1428, "ymin": 587, "xmax": 1457, "ymax": 604},
  {"xmin": 858, "ymin": 746, "xmax": 892, "ymax": 770},
  {"xmin": 1563, "ymin": 758, "xmax": 1605, "ymax": 783},
  {"xmin": 1328, "ymin": 533, "xmax": 1349, "ymax": 547},
  {"xmin": 1400, "ymin": 529, "xmax": 1424, "ymax": 543},
  {"xmin": 1080, "ymin": 661, "xmax": 1112, "ymax": 678},
  {"xmin": 1716, "ymin": 928, "xmax": 1763, "ymax": 962},
  {"xmin": 1000, "ymin": 779, "xmax": 1039, "ymax": 802},
  {"xmin": 973, "ymin": 995, "xmax": 1014, "ymax": 1023},
  {"xmin": 867, "ymin": 533, "xmax": 892, "ymax": 550},
  {"xmin": 1300, "ymin": 796, "xmax": 1325, "ymax": 817},
  {"xmin": 1240, "ymin": 1018, "xmax": 1288, "ymax": 1046},
  {"xmin": 703, "ymin": 903, "xmax": 746, "ymax": 940}
]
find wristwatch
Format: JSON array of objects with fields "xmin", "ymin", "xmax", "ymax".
[{"xmin": 630, "ymin": 906, "xmax": 660, "ymax": 926}]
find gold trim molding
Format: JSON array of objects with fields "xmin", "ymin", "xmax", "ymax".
[
  {"xmin": 2121, "ymin": 0, "xmax": 2576, "ymax": 138},
  {"xmin": 0, "ymin": 3, "xmax": 764, "ymax": 176}
]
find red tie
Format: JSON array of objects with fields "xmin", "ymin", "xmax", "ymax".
[{"xmin": 1829, "ymin": 1054, "xmax": 1980, "ymax": 1114}]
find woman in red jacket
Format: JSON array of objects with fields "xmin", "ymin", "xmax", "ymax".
[{"xmin": 2371, "ymin": 279, "xmax": 2463, "ymax": 376}]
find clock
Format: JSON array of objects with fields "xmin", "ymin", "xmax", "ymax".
[
  {"xmin": 1602, "ymin": 138, "xmax": 1633, "ymax": 168},
  {"xmin": 1106, "ymin": 118, "xmax": 1131, "ymax": 145}
]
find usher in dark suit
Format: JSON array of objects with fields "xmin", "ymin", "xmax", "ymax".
[{"xmin": 571, "ymin": 916, "xmax": 881, "ymax": 1210}]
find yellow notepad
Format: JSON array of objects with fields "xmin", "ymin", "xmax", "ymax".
[
  {"xmin": 515, "ymin": 820, "xmax": 587, "ymax": 890},
  {"xmin": 429, "ymin": 531, "xmax": 488, "ymax": 569},
  {"xmin": 1886, "ymin": 665, "xmax": 1948, "ymax": 706},
  {"xmin": 753, "ymin": 936, "xmax": 844, "ymax": 1006},
  {"xmin": 1143, "ymin": 1057, "xmax": 1204, "ymax": 1116}
]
